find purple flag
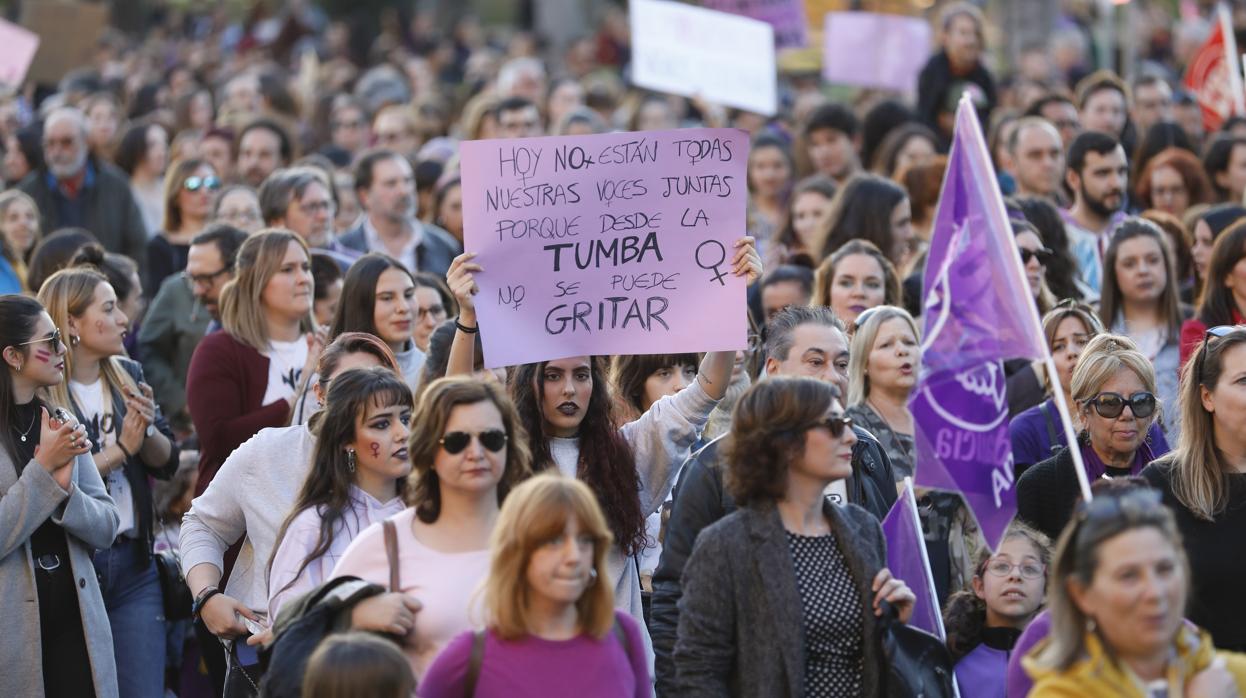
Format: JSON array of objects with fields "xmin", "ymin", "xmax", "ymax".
[
  {"xmin": 909, "ymin": 98, "xmax": 1049, "ymax": 550},
  {"xmin": 882, "ymin": 479, "xmax": 944, "ymax": 640}
]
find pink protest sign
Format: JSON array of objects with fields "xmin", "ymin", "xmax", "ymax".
[
  {"xmin": 822, "ymin": 12, "xmax": 931, "ymax": 92},
  {"xmin": 703, "ymin": 0, "xmax": 807, "ymax": 49},
  {"xmin": 460, "ymin": 128, "xmax": 750, "ymax": 368},
  {"xmin": 0, "ymin": 18, "xmax": 39, "ymax": 87}
]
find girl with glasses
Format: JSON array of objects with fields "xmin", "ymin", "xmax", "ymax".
[
  {"xmin": 329, "ymin": 377, "xmax": 533, "ymax": 681},
  {"xmin": 1142, "ymin": 324, "xmax": 1246, "ymax": 652},
  {"xmin": 148, "ymin": 158, "xmax": 219, "ymax": 294},
  {"xmin": 0, "ymin": 294, "xmax": 116, "ymax": 697},
  {"xmin": 1017, "ymin": 333, "xmax": 1170, "ymax": 543},
  {"xmin": 676, "ymin": 377, "xmax": 914, "ymax": 697},
  {"xmin": 942, "ymin": 524, "xmax": 1051, "ymax": 698}
]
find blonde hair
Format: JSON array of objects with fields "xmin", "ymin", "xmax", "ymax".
[
  {"xmin": 1172, "ymin": 326, "xmax": 1246, "ymax": 520},
  {"xmin": 161, "ymin": 158, "xmax": 213, "ymax": 232},
  {"xmin": 219, "ymin": 229, "xmax": 314, "ymax": 351},
  {"xmin": 1039, "ymin": 303, "xmax": 1103, "ymax": 395},
  {"xmin": 0, "ymin": 189, "xmax": 40, "ymax": 271},
  {"xmin": 37, "ymin": 267, "xmax": 137, "ymax": 411},
  {"xmin": 1069, "ymin": 333, "xmax": 1159, "ymax": 419},
  {"xmin": 847, "ymin": 305, "xmax": 920, "ymax": 406},
  {"xmin": 484, "ymin": 473, "xmax": 615, "ymax": 641}
]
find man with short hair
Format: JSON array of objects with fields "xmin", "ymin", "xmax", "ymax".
[
  {"xmin": 257, "ymin": 167, "xmax": 359, "ymax": 271},
  {"xmin": 803, "ymin": 104, "xmax": 861, "ymax": 185},
  {"xmin": 1130, "ymin": 74, "xmax": 1173, "ymax": 138},
  {"xmin": 19, "ymin": 106, "xmax": 147, "ymax": 269},
  {"xmin": 236, "ymin": 118, "xmax": 292, "ymax": 188},
  {"xmin": 495, "ymin": 96, "xmax": 544, "ymax": 139},
  {"xmin": 340, "ymin": 149, "xmax": 461, "ymax": 276},
  {"xmin": 1075, "ymin": 70, "xmax": 1129, "ymax": 139},
  {"xmin": 1008, "ymin": 117, "xmax": 1065, "ymax": 201},
  {"xmin": 138, "ymin": 224, "xmax": 248, "ymax": 432},
  {"xmin": 1064, "ymin": 130, "xmax": 1129, "ymax": 294},
  {"xmin": 649, "ymin": 305, "xmax": 897, "ymax": 695},
  {"xmin": 759, "ymin": 265, "xmax": 814, "ymax": 322}
]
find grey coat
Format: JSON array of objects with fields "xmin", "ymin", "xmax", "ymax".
[
  {"xmin": 675, "ymin": 500, "xmax": 887, "ymax": 698},
  {"xmin": 0, "ymin": 446, "xmax": 120, "ymax": 698}
]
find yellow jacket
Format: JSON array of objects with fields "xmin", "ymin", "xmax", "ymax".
[{"xmin": 1023, "ymin": 625, "xmax": 1246, "ymax": 697}]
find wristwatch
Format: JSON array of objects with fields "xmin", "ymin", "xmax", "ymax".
[{"xmin": 192, "ymin": 585, "xmax": 221, "ymax": 619}]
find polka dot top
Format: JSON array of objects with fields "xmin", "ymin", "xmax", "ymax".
[{"xmin": 787, "ymin": 530, "xmax": 865, "ymax": 697}]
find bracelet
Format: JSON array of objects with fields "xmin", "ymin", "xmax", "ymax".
[
  {"xmin": 455, "ymin": 320, "xmax": 479, "ymax": 334},
  {"xmin": 192, "ymin": 586, "xmax": 221, "ymax": 618},
  {"xmin": 117, "ymin": 442, "xmax": 134, "ymax": 460}
]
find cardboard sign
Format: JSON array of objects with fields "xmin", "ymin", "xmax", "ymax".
[
  {"xmin": 460, "ymin": 128, "xmax": 750, "ymax": 368},
  {"xmin": 702, "ymin": 0, "xmax": 807, "ymax": 49},
  {"xmin": 630, "ymin": 0, "xmax": 777, "ymax": 116},
  {"xmin": 22, "ymin": 1, "xmax": 110, "ymax": 86},
  {"xmin": 822, "ymin": 12, "xmax": 931, "ymax": 92},
  {"xmin": 0, "ymin": 18, "xmax": 39, "ymax": 87}
]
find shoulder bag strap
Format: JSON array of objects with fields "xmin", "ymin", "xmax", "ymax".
[
  {"xmin": 464, "ymin": 630, "xmax": 486, "ymax": 698},
  {"xmin": 1039, "ymin": 401, "xmax": 1061, "ymax": 456},
  {"xmin": 382, "ymin": 519, "xmax": 400, "ymax": 592}
]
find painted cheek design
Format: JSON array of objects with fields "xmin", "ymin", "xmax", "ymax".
[
  {"xmin": 34, "ymin": 349, "xmax": 50, "ymax": 363},
  {"xmin": 370, "ymin": 442, "xmax": 380, "ymax": 458}
]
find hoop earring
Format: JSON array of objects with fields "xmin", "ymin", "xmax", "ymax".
[
  {"xmin": 346, "ymin": 449, "xmax": 356, "ymax": 473},
  {"xmin": 69, "ymin": 334, "xmax": 80, "ymax": 347},
  {"xmin": 14, "ymin": 361, "xmax": 22, "ymax": 373}
]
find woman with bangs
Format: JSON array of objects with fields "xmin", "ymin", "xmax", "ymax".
[
  {"xmin": 330, "ymin": 377, "xmax": 534, "ymax": 680},
  {"xmin": 420, "ymin": 474, "xmax": 649, "ymax": 697},
  {"xmin": 39, "ymin": 265, "xmax": 178, "ymax": 698},
  {"xmin": 267, "ymin": 368, "xmax": 413, "ymax": 619}
]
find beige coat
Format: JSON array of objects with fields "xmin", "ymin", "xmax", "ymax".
[{"xmin": 0, "ymin": 446, "xmax": 120, "ymax": 698}]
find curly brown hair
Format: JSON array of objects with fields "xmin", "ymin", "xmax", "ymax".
[
  {"xmin": 725, "ymin": 376, "xmax": 841, "ymax": 507},
  {"xmin": 406, "ymin": 377, "xmax": 533, "ymax": 522}
]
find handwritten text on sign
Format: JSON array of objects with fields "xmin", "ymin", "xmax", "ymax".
[{"xmin": 460, "ymin": 128, "xmax": 750, "ymax": 368}]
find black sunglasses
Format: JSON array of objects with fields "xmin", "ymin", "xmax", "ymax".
[
  {"xmin": 14, "ymin": 327, "xmax": 64, "ymax": 352},
  {"xmin": 1019, "ymin": 247, "xmax": 1053, "ymax": 266},
  {"xmin": 810, "ymin": 416, "xmax": 853, "ymax": 439},
  {"xmin": 1083, "ymin": 391, "xmax": 1157, "ymax": 419},
  {"xmin": 1196, "ymin": 325, "xmax": 1238, "ymax": 385},
  {"xmin": 440, "ymin": 429, "xmax": 508, "ymax": 454}
]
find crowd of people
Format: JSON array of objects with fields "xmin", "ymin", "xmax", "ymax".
[{"xmin": 5, "ymin": 0, "xmax": 1246, "ymax": 697}]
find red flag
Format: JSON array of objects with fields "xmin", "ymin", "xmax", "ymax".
[{"xmin": 1183, "ymin": 5, "xmax": 1245, "ymax": 132}]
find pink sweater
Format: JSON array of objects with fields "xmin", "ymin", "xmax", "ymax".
[
  {"xmin": 418, "ymin": 611, "xmax": 649, "ymax": 698},
  {"xmin": 329, "ymin": 508, "xmax": 490, "ymax": 680}
]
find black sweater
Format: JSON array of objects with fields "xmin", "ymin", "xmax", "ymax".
[
  {"xmin": 1141, "ymin": 458, "xmax": 1246, "ymax": 652},
  {"xmin": 1015, "ymin": 446, "xmax": 1132, "ymax": 543}
]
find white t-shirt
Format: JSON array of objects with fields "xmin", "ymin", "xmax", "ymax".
[
  {"xmin": 262, "ymin": 338, "xmax": 318, "ymax": 423},
  {"xmin": 71, "ymin": 377, "xmax": 135, "ymax": 538}
]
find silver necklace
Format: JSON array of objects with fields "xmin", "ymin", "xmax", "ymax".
[{"xmin": 13, "ymin": 410, "xmax": 36, "ymax": 443}]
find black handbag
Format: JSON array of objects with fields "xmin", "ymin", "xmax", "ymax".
[
  {"xmin": 154, "ymin": 547, "xmax": 193, "ymax": 621},
  {"xmin": 877, "ymin": 602, "xmax": 956, "ymax": 698}
]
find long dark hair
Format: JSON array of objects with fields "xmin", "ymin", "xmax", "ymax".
[
  {"xmin": 1098, "ymin": 218, "xmax": 1183, "ymax": 337},
  {"xmin": 0, "ymin": 295, "xmax": 47, "ymax": 463},
  {"xmin": 328, "ymin": 253, "xmax": 413, "ymax": 342},
  {"xmin": 1014, "ymin": 196, "xmax": 1083, "ymax": 301},
  {"xmin": 819, "ymin": 173, "xmax": 908, "ymax": 265},
  {"xmin": 268, "ymin": 367, "xmax": 414, "ymax": 598},
  {"xmin": 1198, "ymin": 218, "xmax": 1246, "ymax": 326},
  {"xmin": 509, "ymin": 357, "xmax": 646, "ymax": 554}
]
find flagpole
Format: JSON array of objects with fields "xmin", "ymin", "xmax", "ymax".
[
  {"xmin": 902, "ymin": 477, "xmax": 945, "ymax": 642},
  {"xmin": 1220, "ymin": 2, "xmax": 1246, "ymax": 115},
  {"xmin": 954, "ymin": 93, "xmax": 1095, "ymax": 504}
]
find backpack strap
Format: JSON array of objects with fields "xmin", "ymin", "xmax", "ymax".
[
  {"xmin": 383, "ymin": 519, "xmax": 400, "ymax": 592},
  {"xmin": 464, "ymin": 630, "xmax": 486, "ymax": 698},
  {"xmin": 1039, "ymin": 401, "xmax": 1061, "ymax": 456}
]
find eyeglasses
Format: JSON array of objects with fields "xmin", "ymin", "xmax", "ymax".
[
  {"xmin": 984, "ymin": 559, "xmax": 1045, "ymax": 579},
  {"xmin": 1083, "ymin": 391, "xmax": 1157, "ymax": 419},
  {"xmin": 183, "ymin": 267, "xmax": 231, "ymax": 288},
  {"xmin": 418, "ymin": 305, "xmax": 446, "ymax": 321},
  {"xmin": 440, "ymin": 429, "xmax": 508, "ymax": 454},
  {"xmin": 1196, "ymin": 325, "xmax": 1239, "ymax": 385},
  {"xmin": 809, "ymin": 416, "xmax": 853, "ymax": 439},
  {"xmin": 184, "ymin": 176, "xmax": 222, "ymax": 192},
  {"xmin": 14, "ymin": 327, "xmax": 64, "ymax": 352},
  {"xmin": 1019, "ymin": 247, "xmax": 1053, "ymax": 266}
]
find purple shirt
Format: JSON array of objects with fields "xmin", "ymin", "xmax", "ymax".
[
  {"xmin": 955, "ymin": 641, "xmax": 1008, "ymax": 698},
  {"xmin": 1005, "ymin": 610, "xmax": 1051, "ymax": 698},
  {"xmin": 418, "ymin": 611, "xmax": 649, "ymax": 698}
]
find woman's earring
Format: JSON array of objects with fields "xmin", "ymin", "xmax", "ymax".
[
  {"xmin": 587, "ymin": 567, "xmax": 598, "ymax": 585},
  {"xmin": 346, "ymin": 449, "xmax": 356, "ymax": 473},
  {"xmin": 69, "ymin": 334, "xmax": 80, "ymax": 347},
  {"xmin": 14, "ymin": 361, "xmax": 22, "ymax": 372},
  {"xmin": 1086, "ymin": 616, "xmax": 1097, "ymax": 633}
]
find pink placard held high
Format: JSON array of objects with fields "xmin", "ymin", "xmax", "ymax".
[
  {"xmin": 0, "ymin": 18, "xmax": 39, "ymax": 87},
  {"xmin": 460, "ymin": 128, "xmax": 750, "ymax": 369}
]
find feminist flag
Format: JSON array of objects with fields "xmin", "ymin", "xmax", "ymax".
[
  {"xmin": 908, "ymin": 96, "xmax": 1049, "ymax": 551},
  {"xmin": 1183, "ymin": 3, "xmax": 1245, "ymax": 133},
  {"xmin": 882, "ymin": 479, "xmax": 944, "ymax": 640}
]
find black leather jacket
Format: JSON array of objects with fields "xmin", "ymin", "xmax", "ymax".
[{"xmin": 650, "ymin": 425, "xmax": 897, "ymax": 696}]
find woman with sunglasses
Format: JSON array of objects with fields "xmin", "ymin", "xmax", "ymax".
[
  {"xmin": 1022, "ymin": 488, "xmax": 1246, "ymax": 697},
  {"xmin": 942, "ymin": 523, "xmax": 1050, "ymax": 698},
  {"xmin": 330, "ymin": 377, "xmax": 533, "ymax": 680},
  {"xmin": 1098, "ymin": 219, "xmax": 1188, "ymax": 442},
  {"xmin": 1142, "ymin": 325, "xmax": 1246, "ymax": 652},
  {"xmin": 147, "ymin": 158, "xmax": 220, "ymax": 294},
  {"xmin": 0, "ymin": 294, "xmax": 118, "ymax": 697},
  {"xmin": 267, "ymin": 368, "xmax": 412, "ymax": 619},
  {"xmin": 1016, "ymin": 333, "xmax": 1169, "ymax": 543},
  {"xmin": 1014, "ymin": 219, "xmax": 1056, "ymax": 316},
  {"xmin": 1180, "ymin": 216, "xmax": 1246, "ymax": 368},
  {"xmin": 676, "ymin": 377, "xmax": 914, "ymax": 697}
]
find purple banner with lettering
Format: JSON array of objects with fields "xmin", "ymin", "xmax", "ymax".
[
  {"xmin": 460, "ymin": 128, "xmax": 749, "ymax": 368},
  {"xmin": 882, "ymin": 481, "xmax": 944, "ymax": 640},
  {"xmin": 703, "ymin": 0, "xmax": 807, "ymax": 49},
  {"xmin": 909, "ymin": 99, "xmax": 1048, "ymax": 550}
]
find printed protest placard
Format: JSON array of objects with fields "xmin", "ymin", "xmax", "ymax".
[
  {"xmin": 822, "ymin": 12, "xmax": 931, "ymax": 92},
  {"xmin": 0, "ymin": 19, "xmax": 39, "ymax": 87},
  {"xmin": 702, "ymin": 0, "xmax": 807, "ymax": 50},
  {"xmin": 630, "ymin": 0, "xmax": 777, "ymax": 116},
  {"xmin": 460, "ymin": 128, "xmax": 750, "ymax": 368}
]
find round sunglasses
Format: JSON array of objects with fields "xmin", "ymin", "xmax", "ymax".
[
  {"xmin": 1083, "ymin": 391, "xmax": 1157, "ymax": 419},
  {"xmin": 440, "ymin": 429, "xmax": 507, "ymax": 454}
]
